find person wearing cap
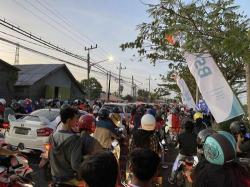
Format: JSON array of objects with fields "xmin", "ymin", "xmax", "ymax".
[{"xmin": 129, "ymin": 114, "xmax": 160, "ymax": 154}]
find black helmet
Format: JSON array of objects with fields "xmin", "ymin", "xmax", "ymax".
[
  {"xmin": 61, "ymin": 104, "xmax": 71, "ymax": 110},
  {"xmin": 197, "ymin": 129, "xmax": 217, "ymax": 148},
  {"xmin": 230, "ymin": 121, "xmax": 247, "ymax": 135},
  {"xmin": 112, "ymin": 107, "xmax": 120, "ymax": 113},
  {"xmin": 98, "ymin": 108, "xmax": 110, "ymax": 119}
]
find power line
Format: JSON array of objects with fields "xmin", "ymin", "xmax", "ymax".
[
  {"xmin": 26, "ymin": 0, "xmax": 146, "ymax": 85},
  {"xmin": 0, "ymin": 30, "xmax": 52, "ymax": 50},
  {"xmin": 0, "ymin": 18, "xmax": 87, "ymax": 62},
  {"xmin": 0, "ymin": 36, "xmax": 127, "ymax": 85},
  {"xmin": 13, "ymin": 0, "xmax": 85, "ymax": 47},
  {"xmin": 0, "ymin": 18, "xmax": 142, "ymax": 90},
  {"xmin": 35, "ymin": 0, "xmax": 94, "ymax": 46}
]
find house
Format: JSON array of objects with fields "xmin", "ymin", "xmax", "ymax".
[
  {"xmin": 14, "ymin": 64, "xmax": 84, "ymax": 100},
  {"xmin": 0, "ymin": 59, "xmax": 20, "ymax": 102}
]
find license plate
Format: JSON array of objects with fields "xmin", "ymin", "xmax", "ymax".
[{"xmin": 15, "ymin": 127, "xmax": 29, "ymax": 135}]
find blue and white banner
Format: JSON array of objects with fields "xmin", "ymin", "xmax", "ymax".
[
  {"xmin": 176, "ymin": 76, "xmax": 196, "ymax": 109},
  {"xmin": 184, "ymin": 52, "xmax": 244, "ymax": 123},
  {"xmin": 196, "ymin": 99, "xmax": 210, "ymax": 115}
]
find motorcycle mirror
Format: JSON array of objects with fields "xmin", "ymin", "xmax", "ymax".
[{"xmin": 111, "ymin": 140, "xmax": 119, "ymax": 147}]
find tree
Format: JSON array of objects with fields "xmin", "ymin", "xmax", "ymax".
[
  {"xmin": 79, "ymin": 78, "xmax": 102, "ymax": 100},
  {"xmin": 121, "ymin": 0, "xmax": 250, "ymax": 99},
  {"xmin": 137, "ymin": 89, "xmax": 150, "ymax": 102},
  {"xmin": 123, "ymin": 94, "xmax": 133, "ymax": 102}
]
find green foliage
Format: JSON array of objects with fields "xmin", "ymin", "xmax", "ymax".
[
  {"xmin": 79, "ymin": 78, "xmax": 102, "ymax": 100},
  {"xmin": 123, "ymin": 94, "xmax": 133, "ymax": 102},
  {"xmin": 217, "ymin": 116, "xmax": 242, "ymax": 132},
  {"xmin": 137, "ymin": 89, "xmax": 150, "ymax": 101},
  {"xmin": 121, "ymin": 0, "xmax": 250, "ymax": 97},
  {"xmin": 137, "ymin": 89, "xmax": 162, "ymax": 102}
]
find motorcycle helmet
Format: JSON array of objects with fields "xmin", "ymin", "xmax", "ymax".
[
  {"xmin": 61, "ymin": 104, "xmax": 71, "ymax": 110},
  {"xmin": 24, "ymin": 98, "xmax": 32, "ymax": 105},
  {"xmin": 98, "ymin": 108, "xmax": 110, "ymax": 119},
  {"xmin": 0, "ymin": 98, "xmax": 6, "ymax": 106},
  {"xmin": 146, "ymin": 108, "xmax": 156, "ymax": 117},
  {"xmin": 11, "ymin": 101, "xmax": 20, "ymax": 110},
  {"xmin": 218, "ymin": 131, "xmax": 236, "ymax": 150},
  {"xmin": 193, "ymin": 112, "xmax": 203, "ymax": 121},
  {"xmin": 78, "ymin": 114, "xmax": 95, "ymax": 133},
  {"xmin": 112, "ymin": 107, "xmax": 120, "ymax": 113},
  {"xmin": 203, "ymin": 131, "xmax": 236, "ymax": 165},
  {"xmin": 230, "ymin": 121, "xmax": 247, "ymax": 135},
  {"xmin": 73, "ymin": 99, "xmax": 80, "ymax": 105},
  {"xmin": 141, "ymin": 114, "xmax": 156, "ymax": 131},
  {"xmin": 197, "ymin": 129, "xmax": 217, "ymax": 149}
]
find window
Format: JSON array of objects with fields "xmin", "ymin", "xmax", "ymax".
[{"xmin": 24, "ymin": 109, "xmax": 60, "ymax": 122}]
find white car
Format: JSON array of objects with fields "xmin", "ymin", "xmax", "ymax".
[
  {"xmin": 5, "ymin": 109, "xmax": 60, "ymax": 152},
  {"xmin": 101, "ymin": 103, "xmax": 134, "ymax": 123}
]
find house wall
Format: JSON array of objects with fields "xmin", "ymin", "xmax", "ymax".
[
  {"xmin": 16, "ymin": 67, "xmax": 83, "ymax": 100},
  {"xmin": 0, "ymin": 63, "xmax": 18, "ymax": 102}
]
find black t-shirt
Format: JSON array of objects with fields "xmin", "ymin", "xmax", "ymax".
[
  {"xmin": 178, "ymin": 131, "xmax": 197, "ymax": 156},
  {"xmin": 239, "ymin": 139, "xmax": 250, "ymax": 158}
]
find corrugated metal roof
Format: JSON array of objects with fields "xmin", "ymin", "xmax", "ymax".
[
  {"xmin": 14, "ymin": 64, "xmax": 63, "ymax": 86},
  {"xmin": 0, "ymin": 59, "xmax": 20, "ymax": 71}
]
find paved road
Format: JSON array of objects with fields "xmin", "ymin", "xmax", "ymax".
[{"xmin": 162, "ymin": 146, "xmax": 179, "ymax": 187}]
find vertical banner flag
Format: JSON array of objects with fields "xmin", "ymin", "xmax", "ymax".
[
  {"xmin": 176, "ymin": 76, "xmax": 196, "ymax": 109},
  {"xmin": 184, "ymin": 52, "xmax": 244, "ymax": 123}
]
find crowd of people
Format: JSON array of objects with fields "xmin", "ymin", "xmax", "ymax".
[{"xmin": 0, "ymin": 97, "xmax": 250, "ymax": 187}]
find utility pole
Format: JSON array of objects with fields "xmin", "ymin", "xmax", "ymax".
[
  {"xmin": 14, "ymin": 44, "xmax": 20, "ymax": 65},
  {"xmin": 134, "ymin": 84, "xmax": 137, "ymax": 101},
  {"xmin": 117, "ymin": 63, "xmax": 126, "ymax": 98},
  {"xmin": 85, "ymin": 44, "xmax": 97, "ymax": 80},
  {"xmin": 85, "ymin": 44, "xmax": 97, "ymax": 100},
  {"xmin": 146, "ymin": 75, "xmax": 156, "ymax": 103},
  {"xmin": 195, "ymin": 85, "xmax": 199, "ymax": 104},
  {"xmin": 106, "ymin": 71, "xmax": 109, "ymax": 96},
  {"xmin": 107, "ymin": 71, "xmax": 111, "ymax": 102},
  {"xmin": 131, "ymin": 75, "xmax": 134, "ymax": 96}
]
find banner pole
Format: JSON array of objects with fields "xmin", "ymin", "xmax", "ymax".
[{"xmin": 195, "ymin": 85, "xmax": 199, "ymax": 104}]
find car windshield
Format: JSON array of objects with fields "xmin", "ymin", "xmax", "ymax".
[
  {"xmin": 23, "ymin": 110, "xmax": 60, "ymax": 122},
  {"xmin": 103, "ymin": 105, "xmax": 123, "ymax": 113}
]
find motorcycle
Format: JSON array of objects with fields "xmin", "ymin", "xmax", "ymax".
[
  {"xmin": 0, "ymin": 135, "xmax": 34, "ymax": 186},
  {"xmin": 175, "ymin": 156, "xmax": 198, "ymax": 187},
  {"xmin": 38, "ymin": 143, "xmax": 52, "ymax": 182},
  {"xmin": 0, "ymin": 154, "xmax": 34, "ymax": 187},
  {"xmin": 159, "ymin": 139, "xmax": 168, "ymax": 169}
]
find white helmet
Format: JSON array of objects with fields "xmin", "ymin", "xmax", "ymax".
[
  {"xmin": 0, "ymin": 98, "xmax": 6, "ymax": 106},
  {"xmin": 141, "ymin": 114, "xmax": 156, "ymax": 131}
]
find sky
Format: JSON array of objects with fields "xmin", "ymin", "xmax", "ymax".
[{"xmin": 0, "ymin": 0, "xmax": 249, "ymax": 98}]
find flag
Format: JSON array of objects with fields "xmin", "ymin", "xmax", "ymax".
[
  {"xmin": 176, "ymin": 75, "xmax": 196, "ymax": 109},
  {"xmin": 184, "ymin": 52, "xmax": 244, "ymax": 123}
]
